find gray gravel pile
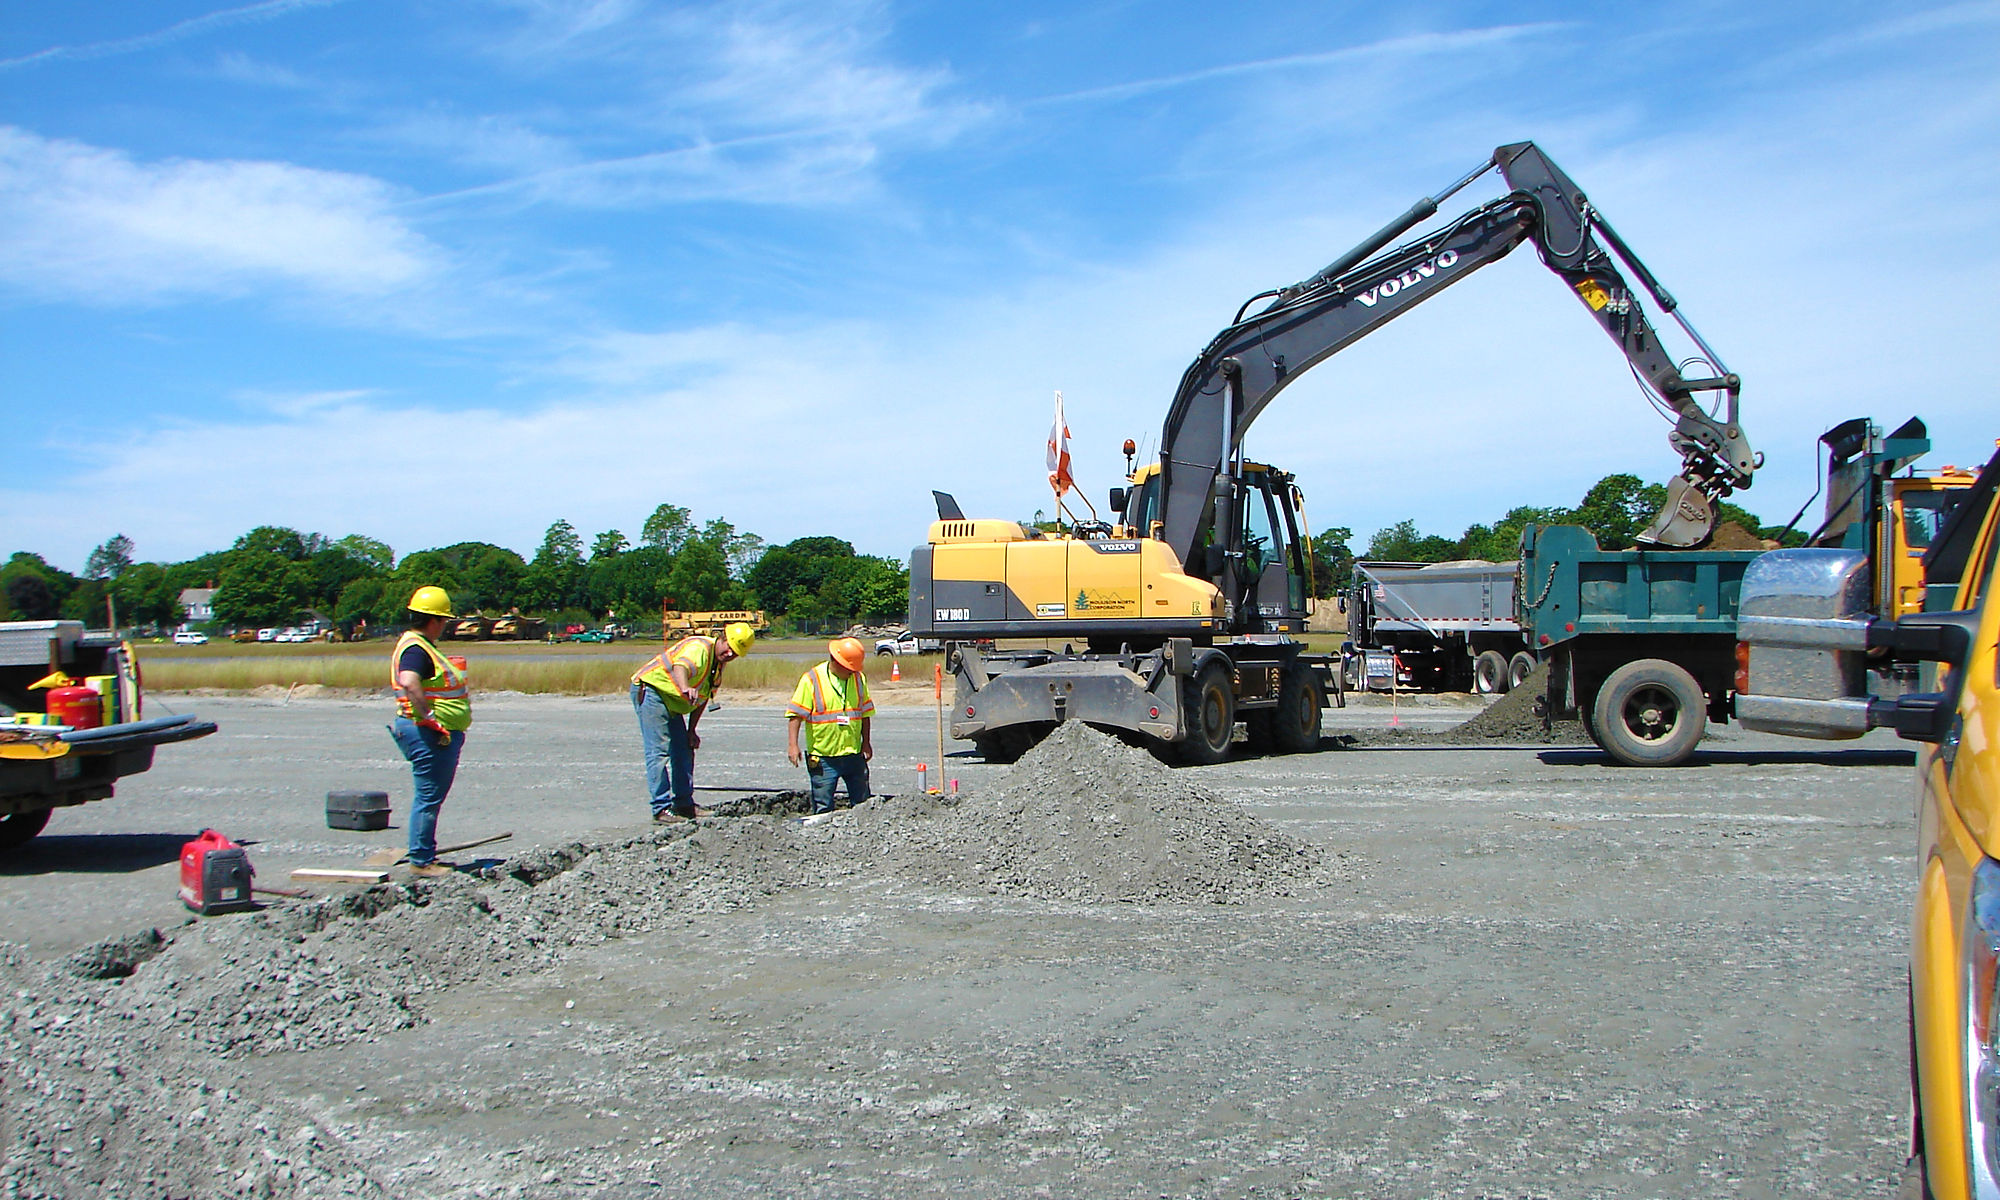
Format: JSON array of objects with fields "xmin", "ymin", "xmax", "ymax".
[
  {"xmin": 807, "ymin": 722, "xmax": 1335, "ymax": 903},
  {"xmin": 0, "ymin": 945, "xmax": 388, "ymax": 1200},
  {"xmin": 1343, "ymin": 664, "xmax": 1587, "ymax": 747},
  {"xmin": 0, "ymin": 727, "xmax": 1340, "ymax": 1195}
]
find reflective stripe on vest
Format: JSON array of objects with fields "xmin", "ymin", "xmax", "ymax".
[
  {"xmin": 632, "ymin": 636, "xmax": 719, "ymax": 712},
  {"xmin": 392, "ymin": 631, "xmax": 471, "ymax": 730},
  {"xmin": 785, "ymin": 662, "xmax": 873, "ymax": 723}
]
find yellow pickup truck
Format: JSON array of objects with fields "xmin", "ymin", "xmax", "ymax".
[{"xmin": 1738, "ymin": 446, "xmax": 2000, "ymax": 1197}]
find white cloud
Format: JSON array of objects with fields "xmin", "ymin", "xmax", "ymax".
[
  {"xmin": 0, "ymin": 0, "xmax": 349, "ymax": 71},
  {"xmin": 0, "ymin": 128, "xmax": 445, "ymax": 304},
  {"xmin": 421, "ymin": 0, "xmax": 987, "ymax": 210}
]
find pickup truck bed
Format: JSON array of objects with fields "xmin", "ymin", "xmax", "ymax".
[{"xmin": 1, "ymin": 621, "xmax": 218, "ymax": 848}]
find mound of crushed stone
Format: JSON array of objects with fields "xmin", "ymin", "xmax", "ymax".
[
  {"xmin": 0, "ymin": 735, "xmax": 1345, "ymax": 1197},
  {"xmin": 809, "ymin": 723, "xmax": 1334, "ymax": 903},
  {"xmin": 1340, "ymin": 663, "xmax": 1588, "ymax": 747}
]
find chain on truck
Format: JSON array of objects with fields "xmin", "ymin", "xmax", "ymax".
[{"xmin": 906, "ymin": 141, "xmax": 1763, "ymax": 763}]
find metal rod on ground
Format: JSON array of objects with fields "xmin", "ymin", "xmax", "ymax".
[
  {"xmin": 254, "ymin": 884, "xmax": 312, "ymax": 899},
  {"xmin": 934, "ymin": 663, "xmax": 945, "ymax": 792}
]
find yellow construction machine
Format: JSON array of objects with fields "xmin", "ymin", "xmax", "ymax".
[{"xmin": 910, "ymin": 141, "xmax": 1762, "ymax": 763}]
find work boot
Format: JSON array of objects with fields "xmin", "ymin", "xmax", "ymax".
[{"xmin": 409, "ymin": 862, "xmax": 451, "ymax": 878}]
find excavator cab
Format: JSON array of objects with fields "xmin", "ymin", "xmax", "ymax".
[{"xmin": 1116, "ymin": 460, "xmax": 1308, "ymax": 634}]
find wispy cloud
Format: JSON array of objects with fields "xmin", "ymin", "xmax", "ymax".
[
  {"xmin": 409, "ymin": 0, "xmax": 987, "ymax": 209},
  {"xmin": 0, "ymin": 0, "xmax": 349, "ymax": 72},
  {"xmin": 0, "ymin": 128, "xmax": 444, "ymax": 303},
  {"xmin": 1029, "ymin": 24, "xmax": 1568, "ymax": 107}
]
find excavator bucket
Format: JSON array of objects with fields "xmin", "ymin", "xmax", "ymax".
[{"xmin": 1637, "ymin": 475, "xmax": 1717, "ymax": 548}]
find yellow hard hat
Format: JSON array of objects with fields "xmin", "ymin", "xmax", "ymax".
[
  {"xmin": 407, "ymin": 585, "xmax": 454, "ymax": 618},
  {"xmin": 724, "ymin": 622, "xmax": 756, "ymax": 656},
  {"xmin": 829, "ymin": 637, "xmax": 867, "ymax": 672}
]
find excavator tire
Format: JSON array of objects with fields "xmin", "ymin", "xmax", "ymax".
[
  {"xmin": 1271, "ymin": 665, "xmax": 1323, "ymax": 753},
  {"xmin": 971, "ymin": 725, "xmax": 1046, "ymax": 765},
  {"xmin": 1176, "ymin": 663, "xmax": 1235, "ymax": 765}
]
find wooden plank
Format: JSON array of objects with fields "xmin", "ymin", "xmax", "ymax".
[{"xmin": 290, "ymin": 868, "xmax": 391, "ymax": 884}]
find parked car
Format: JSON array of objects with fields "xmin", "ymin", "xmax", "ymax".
[
  {"xmin": 256, "ymin": 628, "xmax": 277, "ymax": 642},
  {"xmin": 171, "ymin": 630, "xmax": 208, "ymax": 646}
]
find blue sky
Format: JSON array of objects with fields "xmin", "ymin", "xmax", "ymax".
[{"xmin": 3, "ymin": 1, "xmax": 1996, "ymax": 571}]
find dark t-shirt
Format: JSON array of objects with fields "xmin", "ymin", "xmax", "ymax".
[{"xmin": 398, "ymin": 644, "xmax": 433, "ymax": 679}]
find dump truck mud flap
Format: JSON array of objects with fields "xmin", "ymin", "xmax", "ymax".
[{"xmin": 951, "ymin": 654, "xmax": 1183, "ymax": 741}]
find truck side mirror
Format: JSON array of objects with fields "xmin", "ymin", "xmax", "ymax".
[
  {"xmin": 1109, "ymin": 487, "xmax": 1127, "ymax": 514},
  {"xmin": 1205, "ymin": 544, "xmax": 1225, "ymax": 577}
]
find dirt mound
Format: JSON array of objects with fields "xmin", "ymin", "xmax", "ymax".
[
  {"xmin": 1706, "ymin": 520, "xmax": 1770, "ymax": 550},
  {"xmin": 1342, "ymin": 663, "xmax": 1588, "ymax": 747},
  {"xmin": 814, "ymin": 723, "xmax": 1332, "ymax": 903},
  {"xmin": 0, "ymin": 735, "xmax": 1345, "ymax": 1196}
]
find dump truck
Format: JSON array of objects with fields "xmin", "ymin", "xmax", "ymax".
[
  {"xmin": 1528, "ymin": 416, "xmax": 1976, "ymax": 765},
  {"xmin": 1344, "ymin": 559, "xmax": 1529, "ymax": 694},
  {"xmin": 910, "ymin": 141, "xmax": 1759, "ymax": 761},
  {"xmin": 0, "ymin": 620, "xmax": 217, "ymax": 849}
]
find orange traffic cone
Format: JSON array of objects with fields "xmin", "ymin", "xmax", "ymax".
[{"xmin": 890, "ymin": 659, "xmax": 901, "ymax": 682}]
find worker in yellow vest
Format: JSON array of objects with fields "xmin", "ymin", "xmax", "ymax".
[
  {"xmin": 389, "ymin": 586, "xmax": 471, "ymax": 877},
  {"xmin": 631, "ymin": 621, "xmax": 755, "ymax": 821},
  {"xmin": 786, "ymin": 637, "xmax": 876, "ymax": 814}
]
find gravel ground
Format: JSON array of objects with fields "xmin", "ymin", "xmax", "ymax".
[{"xmin": 0, "ymin": 691, "xmax": 1918, "ymax": 1198}]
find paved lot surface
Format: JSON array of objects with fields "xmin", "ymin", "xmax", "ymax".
[{"xmin": 0, "ymin": 692, "xmax": 1919, "ymax": 1197}]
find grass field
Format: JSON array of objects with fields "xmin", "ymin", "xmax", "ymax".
[{"xmin": 134, "ymin": 638, "xmax": 940, "ymax": 695}]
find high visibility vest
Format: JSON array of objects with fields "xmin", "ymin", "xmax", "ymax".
[
  {"xmin": 632, "ymin": 636, "xmax": 719, "ymax": 715},
  {"xmin": 786, "ymin": 661, "xmax": 875, "ymax": 757},
  {"xmin": 392, "ymin": 631, "xmax": 472, "ymax": 731}
]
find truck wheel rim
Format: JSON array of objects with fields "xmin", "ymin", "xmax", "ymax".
[{"xmin": 1621, "ymin": 685, "xmax": 1679, "ymax": 741}]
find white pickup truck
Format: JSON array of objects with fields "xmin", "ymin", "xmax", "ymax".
[
  {"xmin": 873, "ymin": 631, "xmax": 944, "ymax": 656},
  {"xmin": 0, "ymin": 621, "xmax": 216, "ymax": 849}
]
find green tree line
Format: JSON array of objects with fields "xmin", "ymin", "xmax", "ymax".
[
  {"xmin": 1307, "ymin": 473, "xmax": 1802, "ymax": 597},
  {"xmin": 0, "ymin": 503, "xmax": 909, "ymax": 632}
]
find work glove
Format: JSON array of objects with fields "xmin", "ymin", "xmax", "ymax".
[{"xmin": 416, "ymin": 717, "xmax": 452, "ymax": 745}]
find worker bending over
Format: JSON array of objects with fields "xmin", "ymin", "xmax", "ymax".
[
  {"xmin": 786, "ymin": 637, "xmax": 875, "ymax": 814},
  {"xmin": 630, "ymin": 622, "xmax": 754, "ymax": 821},
  {"xmin": 389, "ymin": 586, "xmax": 472, "ymax": 877}
]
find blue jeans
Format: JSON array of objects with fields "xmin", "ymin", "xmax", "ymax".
[
  {"xmin": 389, "ymin": 717, "xmax": 464, "ymax": 866},
  {"xmin": 632, "ymin": 683, "xmax": 696, "ymax": 816},
  {"xmin": 806, "ymin": 752, "xmax": 870, "ymax": 814}
]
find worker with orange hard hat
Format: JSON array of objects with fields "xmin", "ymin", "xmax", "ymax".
[
  {"xmin": 786, "ymin": 637, "xmax": 875, "ymax": 814},
  {"xmin": 631, "ymin": 621, "xmax": 754, "ymax": 821}
]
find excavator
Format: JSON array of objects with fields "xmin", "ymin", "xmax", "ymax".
[{"xmin": 908, "ymin": 141, "xmax": 1760, "ymax": 762}]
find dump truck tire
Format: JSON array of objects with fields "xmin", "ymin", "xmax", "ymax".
[
  {"xmin": 1271, "ymin": 665, "xmax": 1323, "ymax": 753},
  {"xmin": 1591, "ymin": 658, "xmax": 1705, "ymax": 766},
  {"xmin": 1507, "ymin": 651, "xmax": 1537, "ymax": 691},
  {"xmin": 1177, "ymin": 663, "xmax": 1235, "ymax": 765},
  {"xmin": 1474, "ymin": 650, "xmax": 1508, "ymax": 694},
  {"xmin": 0, "ymin": 807, "xmax": 52, "ymax": 851}
]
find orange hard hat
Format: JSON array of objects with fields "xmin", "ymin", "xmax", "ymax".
[{"xmin": 829, "ymin": 637, "xmax": 867, "ymax": 672}]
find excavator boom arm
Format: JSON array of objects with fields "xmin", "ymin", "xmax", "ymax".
[{"xmin": 1155, "ymin": 141, "xmax": 1756, "ymax": 563}]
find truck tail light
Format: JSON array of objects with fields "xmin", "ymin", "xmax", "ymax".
[{"xmin": 1734, "ymin": 642, "xmax": 1749, "ymax": 693}]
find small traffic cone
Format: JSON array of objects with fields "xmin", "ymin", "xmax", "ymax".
[{"xmin": 890, "ymin": 660, "xmax": 901, "ymax": 682}]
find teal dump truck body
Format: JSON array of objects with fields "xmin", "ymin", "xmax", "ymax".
[
  {"xmin": 1518, "ymin": 525, "xmax": 1762, "ymax": 645},
  {"xmin": 1516, "ymin": 524, "xmax": 1765, "ymax": 765}
]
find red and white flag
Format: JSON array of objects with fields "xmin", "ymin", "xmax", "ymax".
[{"xmin": 1046, "ymin": 390, "xmax": 1073, "ymax": 497}]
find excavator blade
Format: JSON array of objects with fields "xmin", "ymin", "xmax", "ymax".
[{"xmin": 1636, "ymin": 475, "xmax": 1717, "ymax": 549}]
